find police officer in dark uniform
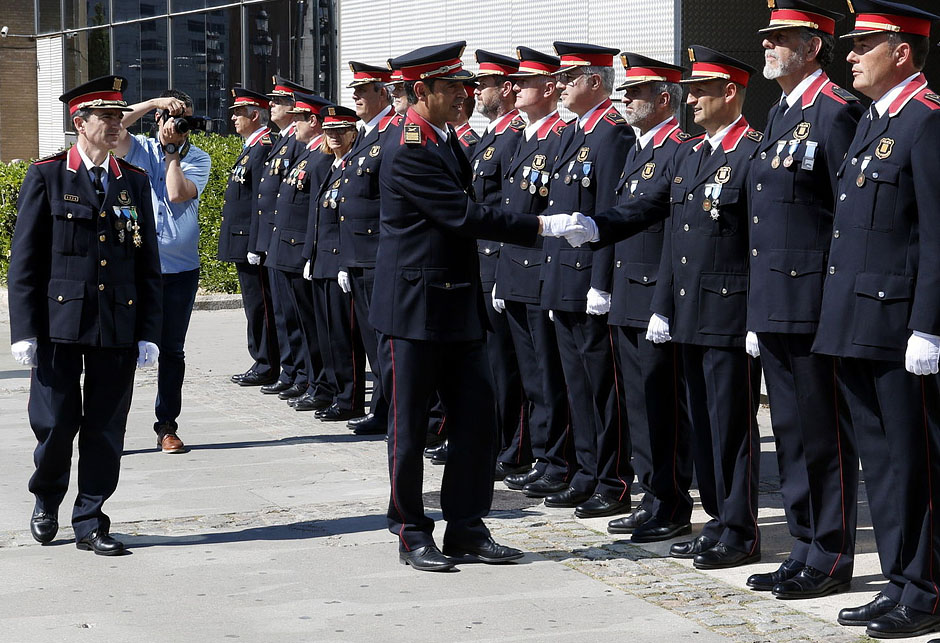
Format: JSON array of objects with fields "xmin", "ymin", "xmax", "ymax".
[
  {"xmin": 813, "ymin": 2, "xmax": 940, "ymax": 637},
  {"xmin": 257, "ymin": 76, "xmax": 315, "ymax": 401},
  {"xmin": 219, "ymin": 88, "xmax": 278, "ymax": 387},
  {"xmin": 341, "ymin": 61, "xmax": 402, "ymax": 436},
  {"xmin": 498, "ymin": 48, "xmax": 575, "ymax": 498},
  {"xmin": 744, "ymin": 0, "xmax": 862, "ymax": 599},
  {"xmin": 373, "ymin": 42, "xmax": 542, "ymax": 572},
  {"xmin": 604, "ymin": 53, "xmax": 695, "ymax": 544},
  {"xmin": 9, "ymin": 76, "xmax": 162, "ymax": 555},
  {"xmin": 538, "ymin": 42, "xmax": 634, "ymax": 518},
  {"xmin": 469, "ymin": 49, "xmax": 529, "ymax": 479}
]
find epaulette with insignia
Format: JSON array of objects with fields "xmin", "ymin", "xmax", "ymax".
[
  {"xmin": 746, "ymin": 130, "xmax": 764, "ymax": 142},
  {"xmin": 673, "ymin": 131, "xmax": 692, "ymax": 143},
  {"xmin": 915, "ymin": 91, "xmax": 940, "ymax": 110},
  {"xmin": 260, "ymin": 134, "xmax": 273, "ymax": 145},
  {"xmin": 116, "ymin": 158, "xmax": 148, "ymax": 174},
  {"xmin": 552, "ymin": 121, "xmax": 567, "ymax": 136},
  {"xmin": 604, "ymin": 110, "xmax": 626, "ymax": 125},
  {"xmin": 509, "ymin": 116, "xmax": 526, "ymax": 131},
  {"xmin": 33, "ymin": 150, "xmax": 67, "ymax": 165},
  {"xmin": 459, "ymin": 129, "xmax": 480, "ymax": 147},
  {"xmin": 403, "ymin": 123, "xmax": 423, "ymax": 145}
]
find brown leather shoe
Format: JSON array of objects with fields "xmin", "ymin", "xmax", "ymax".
[{"xmin": 159, "ymin": 433, "xmax": 187, "ymax": 454}]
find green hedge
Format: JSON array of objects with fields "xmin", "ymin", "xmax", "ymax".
[{"xmin": 0, "ymin": 132, "xmax": 243, "ymax": 293}]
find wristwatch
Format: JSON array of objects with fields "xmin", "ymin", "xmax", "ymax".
[{"xmin": 164, "ymin": 143, "xmax": 179, "ymax": 155}]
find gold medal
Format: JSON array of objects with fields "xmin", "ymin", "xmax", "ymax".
[
  {"xmin": 539, "ymin": 186, "xmax": 549, "ymax": 197},
  {"xmin": 857, "ymin": 173, "xmax": 866, "ymax": 188},
  {"xmin": 783, "ymin": 155, "xmax": 794, "ymax": 168},
  {"xmin": 771, "ymin": 156, "xmax": 781, "ymax": 169},
  {"xmin": 520, "ymin": 179, "xmax": 529, "ymax": 190},
  {"xmin": 703, "ymin": 198, "xmax": 712, "ymax": 211},
  {"xmin": 323, "ymin": 199, "xmax": 330, "ymax": 208},
  {"xmin": 564, "ymin": 175, "xmax": 572, "ymax": 185}
]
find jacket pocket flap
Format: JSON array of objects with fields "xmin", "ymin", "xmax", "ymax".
[
  {"xmin": 622, "ymin": 262, "xmax": 658, "ymax": 285},
  {"xmin": 52, "ymin": 201, "xmax": 94, "ymax": 220},
  {"xmin": 865, "ymin": 160, "xmax": 900, "ymax": 184},
  {"xmin": 669, "ymin": 185, "xmax": 686, "ymax": 204},
  {"xmin": 715, "ymin": 187, "xmax": 740, "ymax": 205},
  {"xmin": 48, "ymin": 279, "xmax": 85, "ymax": 303},
  {"xmin": 559, "ymin": 253, "xmax": 591, "ymax": 270},
  {"xmin": 854, "ymin": 272, "xmax": 913, "ymax": 302},
  {"xmin": 700, "ymin": 273, "xmax": 747, "ymax": 297},
  {"xmin": 767, "ymin": 249, "xmax": 826, "ymax": 277},
  {"xmin": 113, "ymin": 283, "xmax": 137, "ymax": 307}
]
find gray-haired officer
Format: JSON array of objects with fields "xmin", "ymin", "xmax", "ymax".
[{"xmin": 9, "ymin": 76, "xmax": 162, "ymax": 555}]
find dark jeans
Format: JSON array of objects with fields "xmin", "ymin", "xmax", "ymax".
[{"xmin": 154, "ymin": 268, "xmax": 200, "ymax": 433}]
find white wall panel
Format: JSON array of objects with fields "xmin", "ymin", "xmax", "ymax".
[{"xmin": 36, "ymin": 36, "xmax": 66, "ymax": 157}]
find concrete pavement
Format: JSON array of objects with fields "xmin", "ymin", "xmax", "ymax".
[{"xmin": 0, "ymin": 298, "xmax": 921, "ymax": 642}]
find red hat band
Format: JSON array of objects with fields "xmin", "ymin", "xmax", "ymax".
[
  {"xmin": 400, "ymin": 57, "xmax": 464, "ymax": 81},
  {"xmin": 271, "ymin": 84, "xmax": 295, "ymax": 95},
  {"xmin": 624, "ymin": 66, "xmax": 683, "ymax": 84},
  {"xmin": 323, "ymin": 115, "xmax": 358, "ymax": 126},
  {"xmin": 691, "ymin": 62, "xmax": 750, "ymax": 86},
  {"xmin": 478, "ymin": 62, "xmax": 516, "ymax": 76},
  {"xmin": 769, "ymin": 9, "xmax": 836, "ymax": 34},
  {"xmin": 68, "ymin": 91, "xmax": 124, "ymax": 114},
  {"xmin": 353, "ymin": 70, "xmax": 392, "ymax": 83},
  {"xmin": 293, "ymin": 101, "xmax": 323, "ymax": 114},
  {"xmin": 560, "ymin": 52, "xmax": 613, "ymax": 67},
  {"xmin": 517, "ymin": 60, "xmax": 559, "ymax": 75},
  {"xmin": 853, "ymin": 13, "xmax": 931, "ymax": 37},
  {"xmin": 233, "ymin": 95, "xmax": 270, "ymax": 109}
]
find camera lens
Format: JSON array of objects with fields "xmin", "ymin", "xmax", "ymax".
[{"xmin": 173, "ymin": 117, "xmax": 191, "ymax": 134}]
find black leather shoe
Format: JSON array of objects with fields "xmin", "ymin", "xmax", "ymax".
[
  {"xmin": 630, "ymin": 518, "xmax": 692, "ymax": 543},
  {"xmin": 670, "ymin": 534, "xmax": 718, "ymax": 559},
  {"xmin": 277, "ymin": 384, "xmax": 306, "ymax": 400},
  {"xmin": 30, "ymin": 511, "xmax": 58, "ymax": 544},
  {"xmin": 574, "ymin": 493, "xmax": 631, "ymax": 518},
  {"xmin": 76, "ymin": 530, "xmax": 126, "ymax": 556},
  {"xmin": 607, "ymin": 507, "xmax": 653, "ymax": 534},
  {"xmin": 544, "ymin": 487, "xmax": 592, "ymax": 508},
  {"xmin": 293, "ymin": 395, "xmax": 333, "ymax": 411},
  {"xmin": 866, "ymin": 605, "xmax": 940, "ymax": 639},
  {"xmin": 231, "ymin": 371, "xmax": 251, "ymax": 383},
  {"xmin": 430, "ymin": 442, "xmax": 449, "ymax": 465},
  {"xmin": 693, "ymin": 542, "xmax": 760, "ymax": 569},
  {"xmin": 399, "ymin": 545, "xmax": 455, "ymax": 572},
  {"xmin": 522, "ymin": 474, "xmax": 566, "ymax": 498},
  {"xmin": 772, "ymin": 566, "xmax": 849, "ymax": 599},
  {"xmin": 505, "ymin": 468, "xmax": 542, "ymax": 490},
  {"xmin": 352, "ymin": 416, "xmax": 387, "ymax": 436},
  {"xmin": 424, "ymin": 442, "xmax": 447, "ymax": 461},
  {"xmin": 261, "ymin": 380, "xmax": 292, "ymax": 394},
  {"xmin": 347, "ymin": 412, "xmax": 374, "ymax": 428},
  {"xmin": 494, "ymin": 461, "xmax": 531, "ymax": 481},
  {"xmin": 316, "ymin": 404, "xmax": 366, "ymax": 422},
  {"xmin": 746, "ymin": 558, "xmax": 804, "ymax": 591},
  {"xmin": 237, "ymin": 371, "xmax": 278, "ymax": 386},
  {"xmin": 443, "ymin": 536, "xmax": 524, "ymax": 564},
  {"xmin": 839, "ymin": 593, "xmax": 898, "ymax": 626}
]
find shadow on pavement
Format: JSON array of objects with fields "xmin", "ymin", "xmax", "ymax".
[{"xmin": 122, "ymin": 433, "xmax": 385, "ymax": 456}]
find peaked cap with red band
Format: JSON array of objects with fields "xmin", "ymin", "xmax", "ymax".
[
  {"xmin": 389, "ymin": 42, "xmax": 475, "ymax": 82},
  {"xmin": 268, "ymin": 75, "xmax": 312, "ymax": 98},
  {"xmin": 475, "ymin": 50, "xmax": 519, "ymax": 77},
  {"xmin": 348, "ymin": 61, "xmax": 393, "ymax": 87},
  {"xmin": 553, "ymin": 41, "xmax": 619, "ymax": 73},
  {"xmin": 617, "ymin": 52, "xmax": 685, "ymax": 90},
  {"xmin": 509, "ymin": 46, "xmax": 561, "ymax": 77},
  {"xmin": 286, "ymin": 92, "xmax": 332, "ymax": 115},
  {"xmin": 682, "ymin": 46, "xmax": 757, "ymax": 86},
  {"xmin": 841, "ymin": 0, "xmax": 938, "ymax": 39},
  {"xmin": 321, "ymin": 104, "xmax": 360, "ymax": 128},
  {"xmin": 229, "ymin": 87, "xmax": 270, "ymax": 110},
  {"xmin": 760, "ymin": 0, "xmax": 843, "ymax": 35},
  {"xmin": 60, "ymin": 75, "xmax": 131, "ymax": 115}
]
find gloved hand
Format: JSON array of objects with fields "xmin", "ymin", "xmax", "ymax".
[
  {"xmin": 548, "ymin": 310, "xmax": 555, "ymax": 322},
  {"xmin": 565, "ymin": 212, "xmax": 599, "ymax": 247},
  {"xmin": 137, "ymin": 341, "xmax": 159, "ymax": 368},
  {"xmin": 905, "ymin": 331, "xmax": 940, "ymax": 376},
  {"xmin": 247, "ymin": 252, "xmax": 262, "ymax": 266},
  {"xmin": 538, "ymin": 213, "xmax": 585, "ymax": 239},
  {"xmin": 491, "ymin": 284, "xmax": 505, "ymax": 313},
  {"xmin": 585, "ymin": 287, "xmax": 611, "ymax": 315},
  {"xmin": 338, "ymin": 270, "xmax": 351, "ymax": 294},
  {"xmin": 745, "ymin": 331, "xmax": 760, "ymax": 358},
  {"xmin": 646, "ymin": 313, "xmax": 671, "ymax": 344},
  {"xmin": 11, "ymin": 338, "xmax": 38, "ymax": 367},
  {"xmin": 303, "ymin": 260, "xmax": 312, "ymax": 281}
]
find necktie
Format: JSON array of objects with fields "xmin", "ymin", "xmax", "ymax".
[
  {"xmin": 91, "ymin": 166, "xmax": 106, "ymax": 205},
  {"xmin": 695, "ymin": 141, "xmax": 712, "ymax": 176}
]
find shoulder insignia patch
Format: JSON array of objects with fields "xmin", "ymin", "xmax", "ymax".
[
  {"xmin": 604, "ymin": 110, "xmax": 626, "ymax": 125},
  {"xmin": 403, "ymin": 124, "xmax": 422, "ymax": 145},
  {"xmin": 922, "ymin": 93, "xmax": 940, "ymax": 107},
  {"xmin": 509, "ymin": 116, "xmax": 526, "ymax": 131},
  {"xmin": 260, "ymin": 134, "xmax": 273, "ymax": 145},
  {"xmin": 829, "ymin": 85, "xmax": 859, "ymax": 103},
  {"xmin": 746, "ymin": 130, "xmax": 764, "ymax": 142},
  {"xmin": 34, "ymin": 150, "xmax": 67, "ymax": 165},
  {"xmin": 117, "ymin": 158, "xmax": 148, "ymax": 174},
  {"xmin": 552, "ymin": 121, "xmax": 568, "ymax": 136}
]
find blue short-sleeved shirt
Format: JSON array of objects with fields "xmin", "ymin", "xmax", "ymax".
[{"xmin": 124, "ymin": 135, "xmax": 211, "ymax": 274}]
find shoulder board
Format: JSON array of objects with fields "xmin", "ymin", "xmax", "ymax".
[
  {"xmin": 259, "ymin": 134, "xmax": 273, "ymax": 146},
  {"xmin": 672, "ymin": 131, "xmax": 692, "ymax": 143},
  {"xmin": 33, "ymin": 150, "xmax": 67, "ymax": 165},
  {"xmin": 604, "ymin": 110, "xmax": 626, "ymax": 125},
  {"xmin": 116, "ymin": 158, "xmax": 148, "ymax": 174},
  {"xmin": 403, "ymin": 123, "xmax": 424, "ymax": 146},
  {"xmin": 509, "ymin": 116, "xmax": 526, "ymax": 131},
  {"xmin": 823, "ymin": 84, "xmax": 859, "ymax": 104},
  {"xmin": 746, "ymin": 129, "xmax": 764, "ymax": 142},
  {"xmin": 552, "ymin": 121, "xmax": 568, "ymax": 136},
  {"xmin": 915, "ymin": 91, "xmax": 940, "ymax": 110},
  {"xmin": 459, "ymin": 129, "xmax": 480, "ymax": 146}
]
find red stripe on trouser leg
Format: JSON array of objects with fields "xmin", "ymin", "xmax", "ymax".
[{"xmin": 388, "ymin": 338, "xmax": 408, "ymax": 551}]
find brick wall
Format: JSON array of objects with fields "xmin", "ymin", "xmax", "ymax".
[{"xmin": 0, "ymin": 0, "xmax": 39, "ymax": 162}]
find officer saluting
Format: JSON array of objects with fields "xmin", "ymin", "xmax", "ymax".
[
  {"xmin": 813, "ymin": 2, "xmax": 940, "ymax": 637},
  {"xmin": 8, "ymin": 76, "xmax": 162, "ymax": 555}
]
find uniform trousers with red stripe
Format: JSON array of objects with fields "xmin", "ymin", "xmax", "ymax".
[
  {"xmin": 838, "ymin": 357, "xmax": 940, "ymax": 614},
  {"xmin": 235, "ymin": 262, "xmax": 279, "ymax": 378},
  {"xmin": 312, "ymin": 277, "xmax": 365, "ymax": 412},
  {"xmin": 378, "ymin": 334, "xmax": 496, "ymax": 551},
  {"xmin": 614, "ymin": 325, "xmax": 693, "ymax": 525},
  {"xmin": 553, "ymin": 311, "xmax": 632, "ymax": 500},
  {"xmin": 759, "ymin": 333, "xmax": 857, "ymax": 581},
  {"xmin": 681, "ymin": 344, "xmax": 761, "ymax": 555}
]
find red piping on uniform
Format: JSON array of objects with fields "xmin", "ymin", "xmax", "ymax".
[
  {"xmin": 922, "ymin": 377, "xmax": 939, "ymax": 613},
  {"xmin": 388, "ymin": 338, "xmax": 409, "ymax": 551},
  {"xmin": 349, "ymin": 295, "xmax": 358, "ymax": 408},
  {"xmin": 745, "ymin": 357, "xmax": 759, "ymax": 556},
  {"xmin": 828, "ymin": 360, "xmax": 848, "ymax": 577},
  {"xmin": 608, "ymin": 327, "xmax": 629, "ymax": 502}
]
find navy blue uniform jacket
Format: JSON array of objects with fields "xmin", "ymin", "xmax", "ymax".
[
  {"xmin": 218, "ymin": 127, "xmax": 273, "ymax": 263},
  {"xmin": 254, "ymin": 126, "xmax": 299, "ymax": 254}
]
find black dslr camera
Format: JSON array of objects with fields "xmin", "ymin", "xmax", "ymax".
[{"xmin": 158, "ymin": 109, "xmax": 211, "ymax": 134}]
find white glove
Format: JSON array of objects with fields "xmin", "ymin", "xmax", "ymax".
[
  {"xmin": 585, "ymin": 287, "xmax": 611, "ymax": 315},
  {"xmin": 905, "ymin": 331, "xmax": 940, "ymax": 376},
  {"xmin": 565, "ymin": 212, "xmax": 599, "ymax": 247},
  {"xmin": 303, "ymin": 260, "xmax": 312, "ymax": 281},
  {"xmin": 539, "ymin": 213, "xmax": 586, "ymax": 239},
  {"xmin": 548, "ymin": 310, "xmax": 555, "ymax": 322},
  {"xmin": 338, "ymin": 270, "xmax": 351, "ymax": 294},
  {"xmin": 745, "ymin": 331, "xmax": 760, "ymax": 358},
  {"xmin": 11, "ymin": 338, "xmax": 38, "ymax": 367},
  {"xmin": 247, "ymin": 252, "xmax": 262, "ymax": 265},
  {"xmin": 137, "ymin": 341, "xmax": 159, "ymax": 368},
  {"xmin": 646, "ymin": 313, "xmax": 671, "ymax": 344},
  {"xmin": 491, "ymin": 284, "xmax": 505, "ymax": 313}
]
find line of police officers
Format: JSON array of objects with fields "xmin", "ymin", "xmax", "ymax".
[{"xmin": 10, "ymin": 0, "xmax": 940, "ymax": 638}]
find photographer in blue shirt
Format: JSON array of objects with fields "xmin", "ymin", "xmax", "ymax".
[{"xmin": 117, "ymin": 90, "xmax": 211, "ymax": 454}]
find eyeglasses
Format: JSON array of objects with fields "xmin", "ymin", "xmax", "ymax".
[{"xmin": 559, "ymin": 72, "xmax": 590, "ymax": 85}]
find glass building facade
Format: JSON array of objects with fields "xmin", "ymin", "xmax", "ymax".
[{"xmin": 34, "ymin": 0, "xmax": 337, "ymax": 135}]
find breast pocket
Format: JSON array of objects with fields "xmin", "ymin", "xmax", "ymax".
[
  {"xmin": 47, "ymin": 278, "xmax": 85, "ymax": 341},
  {"xmin": 857, "ymin": 160, "xmax": 900, "ymax": 232},
  {"xmin": 851, "ymin": 272, "xmax": 913, "ymax": 349},
  {"xmin": 423, "ymin": 269, "xmax": 474, "ymax": 332},
  {"xmin": 559, "ymin": 251, "xmax": 593, "ymax": 301},
  {"xmin": 705, "ymin": 187, "xmax": 741, "ymax": 237},
  {"xmin": 112, "ymin": 283, "xmax": 137, "ymax": 345},
  {"xmin": 766, "ymin": 249, "xmax": 826, "ymax": 322},
  {"xmin": 278, "ymin": 229, "xmax": 306, "ymax": 267},
  {"xmin": 670, "ymin": 185, "xmax": 687, "ymax": 231},
  {"xmin": 697, "ymin": 272, "xmax": 747, "ymax": 335},
  {"xmin": 51, "ymin": 201, "xmax": 95, "ymax": 256}
]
